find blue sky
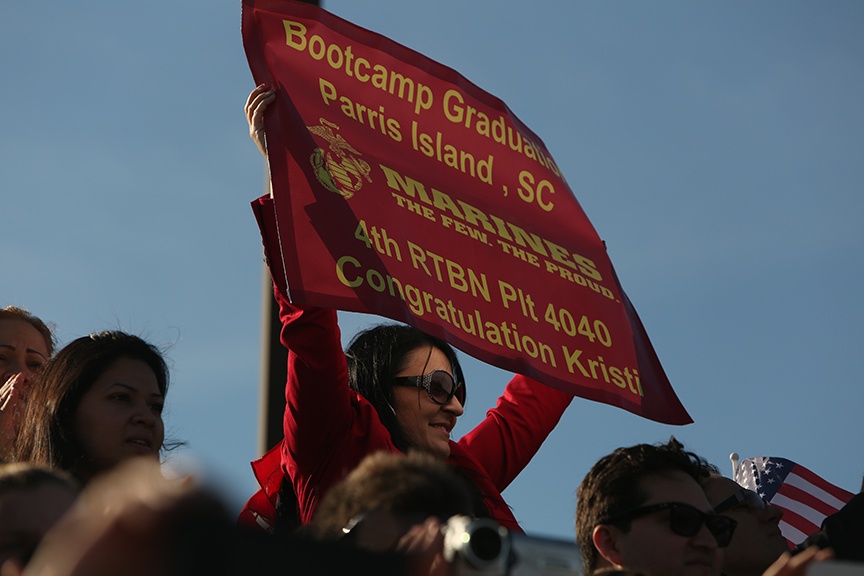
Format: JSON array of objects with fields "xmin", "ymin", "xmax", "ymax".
[{"xmin": 3, "ymin": 1, "xmax": 862, "ymax": 539}]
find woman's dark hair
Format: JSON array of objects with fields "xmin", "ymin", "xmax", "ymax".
[
  {"xmin": 345, "ymin": 323, "xmax": 465, "ymax": 453},
  {"xmin": 13, "ymin": 331, "xmax": 169, "ymax": 483}
]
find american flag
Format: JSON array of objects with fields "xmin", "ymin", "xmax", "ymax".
[{"xmin": 734, "ymin": 456, "xmax": 855, "ymax": 547}]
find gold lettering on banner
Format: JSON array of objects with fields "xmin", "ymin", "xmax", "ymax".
[
  {"xmin": 334, "ymin": 247, "xmax": 558, "ymax": 368},
  {"xmin": 379, "ymin": 164, "xmax": 616, "ymax": 300},
  {"xmin": 318, "ymin": 78, "xmax": 403, "ymax": 142},
  {"xmin": 281, "ymin": 20, "xmax": 564, "ymax": 180},
  {"xmin": 284, "ymin": 20, "xmax": 433, "ymax": 115},
  {"xmin": 561, "ymin": 346, "xmax": 642, "ymax": 397},
  {"xmin": 441, "ymin": 89, "xmax": 562, "ymax": 179},
  {"xmin": 339, "ymin": 220, "xmax": 641, "ymax": 396},
  {"xmin": 409, "ymin": 121, "xmax": 494, "ymax": 184}
]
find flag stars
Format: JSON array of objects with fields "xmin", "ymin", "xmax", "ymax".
[{"xmin": 733, "ymin": 456, "xmax": 852, "ymax": 549}]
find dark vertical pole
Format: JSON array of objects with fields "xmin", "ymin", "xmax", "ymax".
[
  {"xmin": 259, "ymin": 257, "xmax": 288, "ymax": 453},
  {"xmin": 258, "ymin": 0, "xmax": 322, "ymax": 455}
]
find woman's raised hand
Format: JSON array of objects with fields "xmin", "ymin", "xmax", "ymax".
[{"xmin": 245, "ymin": 84, "xmax": 276, "ymax": 158}]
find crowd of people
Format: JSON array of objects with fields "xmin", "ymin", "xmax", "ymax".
[{"xmin": 0, "ymin": 87, "xmax": 860, "ymax": 575}]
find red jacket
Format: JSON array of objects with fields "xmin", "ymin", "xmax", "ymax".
[{"xmin": 239, "ymin": 196, "xmax": 574, "ymax": 533}]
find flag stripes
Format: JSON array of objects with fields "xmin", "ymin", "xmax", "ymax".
[{"xmin": 734, "ymin": 456, "xmax": 853, "ymax": 547}]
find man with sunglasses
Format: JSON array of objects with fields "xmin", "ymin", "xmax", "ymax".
[
  {"xmin": 700, "ymin": 475, "xmax": 788, "ymax": 576},
  {"xmin": 577, "ymin": 438, "xmax": 736, "ymax": 576},
  {"xmin": 704, "ymin": 473, "xmax": 864, "ymax": 570}
]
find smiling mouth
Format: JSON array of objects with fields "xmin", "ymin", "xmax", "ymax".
[
  {"xmin": 430, "ymin": 423, "xmax": 451, "ymax": 435},
  {"xmin": 127, "ymin": 438, "xmax": 153, "ymax": 450}
]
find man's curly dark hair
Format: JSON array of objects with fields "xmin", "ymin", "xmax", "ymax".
[{"xmin": 575, "ymin": 437, "xmax": 718, "ymax": 572}]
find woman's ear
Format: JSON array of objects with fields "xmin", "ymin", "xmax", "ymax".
[{"xmin": 592, "ymin": 523, "xmax": 624, "ymax": 568}]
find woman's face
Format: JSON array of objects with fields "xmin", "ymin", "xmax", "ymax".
[
  {"xmin": 72, "ymin": 357, "xmax": 165, "ymax": 472},
  {"xmin": 392, "ymin": 346, "xmax": 463, "ymax": 459},
  {"xmin": 0, "ymin": 319, "xmax": 50, "ymax": 384}
]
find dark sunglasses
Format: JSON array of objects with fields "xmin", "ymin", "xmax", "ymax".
[
  {"xmin": 713, "ymin": 488, "xmax": 768, "ymax": 514},
  {"xmin": 600, "ymin": 502, "xmax": 737, "ymax": 547},
  {"xmin": 393, "ymin": 370, "xmax": 465, "ymax": 407}
]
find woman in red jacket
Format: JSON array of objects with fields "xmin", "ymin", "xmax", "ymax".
[{"xmin": 240, "ymin": 85, "xmax": 573, "ymax": 534}]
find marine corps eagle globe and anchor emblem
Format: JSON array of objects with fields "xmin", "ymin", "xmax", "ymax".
[{"xmin": 307, "ymin": 118, "xmax": 372, "ymax": 199}]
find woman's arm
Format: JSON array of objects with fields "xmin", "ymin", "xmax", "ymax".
[
  {"xmin": 456, "ymin": 374, "xmax": 573, "ymax": 491},
  {"xmin": 253, "ymin": 185, "xmax": 396, "ymax": 524},
  {"xmin": 252, "ymin": 195, "xmax": 354, "ymax": 469},
  {"xmin": 247, "ymin": 86, "xmax": 397, "ymax": 523}
]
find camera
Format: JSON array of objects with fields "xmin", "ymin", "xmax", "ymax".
[{"xmin": 442, "ymin": 516, "xmax": 583, "ymax": 575}]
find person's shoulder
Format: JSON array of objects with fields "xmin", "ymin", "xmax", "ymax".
[{"xmin": 822, "ymin": 492, "xmax": 864, "ymax": 562}]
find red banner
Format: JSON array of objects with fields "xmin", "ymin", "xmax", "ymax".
[{"xmin": 242, "ymin": 0, "xmax": 691, "ymax": 424}]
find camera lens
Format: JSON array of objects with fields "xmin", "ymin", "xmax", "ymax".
[{"xmin": 466, "ymin": 524, "xmax": 503, "ymax": 562}]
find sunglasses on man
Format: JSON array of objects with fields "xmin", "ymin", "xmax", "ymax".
[
  {"xmin": 600, "ymin": 501, "xmax": 738, "ymax": 547},
  {"xmin": 713, "ymin": 488, "xmax": 770, "ymax": 514},
  {"xmin": 393, "ymin": 370, "xmax": 466, "ymax": 407}
]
